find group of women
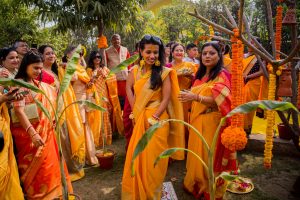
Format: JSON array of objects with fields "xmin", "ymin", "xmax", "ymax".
[
  {"xmin": 0, "ymin": 33, "xmax": 265, "ymax": 200},
  {"xmin": 0, "ymin": 44, "xmax": 121, "ymax": 199}
]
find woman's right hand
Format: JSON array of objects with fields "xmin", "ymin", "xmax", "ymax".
[
  {"xmin": 0, "ymin": 69, "xmax": 9, "ymax": 78},
  {"xmin": 31, "ymin": 133, "xmax": 44, "ymax": 147}
]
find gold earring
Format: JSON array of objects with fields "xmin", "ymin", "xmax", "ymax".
[
  {"xmin": 154, "ymin": 59, "xmax": 160, "ymax": 66},
  {"xmin": 140, "ymin": 58, "xmax": 145, "ymax": 68}
]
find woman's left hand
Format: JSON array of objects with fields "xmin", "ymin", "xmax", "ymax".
[{"xmin": 178, "ymin": 90, "xmax": 196, "ymax": 102}]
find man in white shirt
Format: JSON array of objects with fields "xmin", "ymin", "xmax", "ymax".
[{"xmin": 183, "ymin": 43, "xmax": 200, "ymax": 65}]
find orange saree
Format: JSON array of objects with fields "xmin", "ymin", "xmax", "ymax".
[
  {"xmin": 184, "ymin": 70, "xmax": 236, "ymax": 199},
  {"xmin": 122, "ymin": 66, "xmax": 184, "ymax": 200},
  {"xmin": 11, "ymin": 81, "xmax": 72, "ymax": 200}
]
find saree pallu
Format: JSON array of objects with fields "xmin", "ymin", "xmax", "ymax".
[
  {"xmin": 242, "ymin": 55, "xmax": 263, "ymax": 130},
  {"xmin": 122, "ymin": 67, "xmax": 184, "ymax": 200},
  {"xmin": 223, "ymin": 54, "xmax": 232, "ymax": 73},
  {"xmin": 11, "ymin": 82, "xmax": 73, "ymax": 200},
  {"xmin": 106, "ymin": 75, "xmax": 124, "ymax": 135},
  {"xmin": 172, "ymin": 61, "xmax": 197, "ymax": 145},
  {"xmin": 184, "ymin": 71, "xmax": 237, "ymax": 199},
  {"xmin": 0, "ymin": 102, "xmax": 24, "ymax": 200},
  {"xmin": 72, "ymin": 65, "xmax": 98, "ymax": 166},
  {"xmin": 58, "ymin": 67, "xmax": 85, "ymax": 181}
]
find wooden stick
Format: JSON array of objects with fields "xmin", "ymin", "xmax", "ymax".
[
  {"xmin": 239, "ymin": 0, "xmax": 245, "ymax": 35},
  {"xmin": 266, "ymin": 0, "xmax": 276, "ymax": 58},
  {"xmin": 223, "ymin": 5, "xmax": 238, "ymax": 28},
  {"xmin": 240, "ymin": 35, "xmax": 275, "ymax": 64},
  {"xmin": 250, "ymin": 36, "xmax": 274, "ymax": 58},
  {"xmin": 210, "ymin": 35, "xmax": 231, "ymax": 42},
  {"xmin": 188, "ymin": 10, "xmax": 234, "ymax": 36},
  {"xmin": 220, "ymin": 14, "xmax": 235, "ymax": 29},
  {"xmin": 279, "ymin": 36, "xmax": 300, "ymax": 66},
  {"xmin": 277, "ymin": 50, "xmax": 300, "ymax": 60}
]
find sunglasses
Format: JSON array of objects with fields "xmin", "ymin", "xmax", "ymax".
[
  {"xmin": 143, "ymin": 34, "xmax": 162, "ymax": 45},
  {"xmin": 95, "ymin": 55, "xmax": 102, "ymax": 59}
]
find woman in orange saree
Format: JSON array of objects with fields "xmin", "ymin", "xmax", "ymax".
[
  {"xmin": 11, "ymin": 51, "xmax": 72, "ymax": 199},
  {"xmin": 0, "ymin": 92, "xmax": 24, "ymax": 200},
  {"xmin": 122, "ymin": 35, "xmax": 185, "ymax": 200},
  {"xmin": 179, "ymin": 42, "xmax": 237, "ymax": 200}
]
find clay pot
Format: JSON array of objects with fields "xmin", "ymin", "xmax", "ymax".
[
  {"xmin": 53, "ymin": 193, "xmax": 81, "ymax": 200},
  {"xmin": 277, "ymin": 123, "xmax": 293, "ymax": 140},
  {"xmin": 277, "ymin": 69, "xmax": 292, "ymax": 97},
  {"xmin": 96, "ymin": 149, "xmax": 116, "ymax": 170}
]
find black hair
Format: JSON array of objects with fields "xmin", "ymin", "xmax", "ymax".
[
  {"xmin": 15, "ymin": 51, "xmax": 43, "ymax": 82},
  {"xmin": 224, "ymin": 44, "xmax": 231, "ymax": 55},
  {"xmin": 139, "ymin": 35, "xmax": 165, "ymax": 90},
  {"xmin": 195, "ymin": 42, "xmax": 224, "ymax": 82},
  {"xmin": 87, "ymin": 50, "xmax": 103, "ymax": 70},
  {"xmin": 38, "ymin": 45, "xmax": 58, "ymax": 75},
  {"xmin": 0, "ymin": 47, "xmax": 17, "ymax": 63},
  {"xmin": 171, "ymin": 43, "xmax": 185, "ymax": 53},
  {"xmin": 166, "ymin": 41, "xmax": 176, "ymax": 62},
  {"xmin": 186, "ymin": 43, "xmax": 197, "ymax": 51},
  {"xmin": 135, "ymin": 42, "xmax": 140, "ymax": 52}
]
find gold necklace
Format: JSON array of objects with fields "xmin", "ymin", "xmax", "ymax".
[{"xmin": 138, "ymin": 66, "xmax": 151, "ymax": 79}]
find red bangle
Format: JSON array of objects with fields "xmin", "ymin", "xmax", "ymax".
[
  {"xmin": 152, "ymin": 114, "xmax": 160, "ymax": 121},
  {"xmin": 26, "ymin": 125, "xmax": 33, "ymax": 133}
]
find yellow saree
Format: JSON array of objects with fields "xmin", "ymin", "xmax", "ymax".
[
  {"xmin": 0, "ymin": 102, "xmax": 24, "ymax": 200},
  {"xmin": 243, "ymin": 55, "xmax": 262, "ymax": 130},
  {"xmin": 122, "ymin": 66, "xmax": 184, "ymax": 199},
  {"xmin": 58, "ymin": 66, "xmax": 86, "ymax": 181}
]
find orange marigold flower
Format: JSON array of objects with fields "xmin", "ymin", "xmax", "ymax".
[{"xmin": 221, "ymin": 126, "xmax": 248, "ymax": 152}]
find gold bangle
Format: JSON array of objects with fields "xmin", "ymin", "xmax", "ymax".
[{"xmin": 199, "ymin": 96, "xmax": 204, "ymax": 103}]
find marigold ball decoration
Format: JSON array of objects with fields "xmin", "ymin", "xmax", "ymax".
[
  {"xmin": 221, "ymin": 126, "xmax": 248, "ymax": 152},
  {"xmin": 97, "ymin": 35, "xmax": 108, "ymax": 49},
  {"xmin": 276, "ymin": 70, "xmax": 282, "ymax": 76}
]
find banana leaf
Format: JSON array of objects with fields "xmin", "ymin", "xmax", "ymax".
[
  {"xmin": 0, "ymin": 78, "xmax": 45, "ymax": 95},
  {"xmin": 109, "ymin": 54, "xmax": 139, "ymax": 75},
  {"xmin": 226, "ymin": 100, "xmax": 298, "ymax": 118},
  {"xmin": 58, "ymin": 45, "xmax": 81, "ymax": 99},
  {"xmin": 34, "ymin": 98, "xmax": 51, "ymax": 122}
]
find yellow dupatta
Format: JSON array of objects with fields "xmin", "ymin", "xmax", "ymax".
[
  {"xmin": 242, "ymin": 55, "xmax": 257, "ymax": 76},
  {"xmin": 0, "ymin": 102, "xmax": 24, "ymax": 200},
  {"xmin": 132, "ymin": 66, "xmax": 185, "ymax": 160},
  {"xmin": 58, "ymin": 67, "xmax": 85, "ymax": 163}
]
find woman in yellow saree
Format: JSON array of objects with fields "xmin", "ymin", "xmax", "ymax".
[
  {"xmin": 179, "ymin": 42, "xmax": 237, "ymax": 200},
  {"xmin": 243, "ymin": 39, "xmax": 265, "ymax": 135},
  {"xmin": 0, "ymin": 92, "xmax": 24, "ymax": 200},
  {"xmin": 122, "ymin": 35, "xmax": 185, "ymax": 200},
  {"xmin": 12, "ymin": 51, "xmax": 73, "ymax": 199}
]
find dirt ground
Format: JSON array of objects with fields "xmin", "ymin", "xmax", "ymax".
[{"xmin": 73, "ymin": 136, "xmax": 300, "ymax": 200}]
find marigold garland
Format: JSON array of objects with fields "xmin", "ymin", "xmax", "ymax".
[
  {"xmin": 221, "ymin": 28, "xmax": 247, "ymax": 151},
  {"xmin": 221, "ymin": 126, "xmax": 248, "ymax": 152},
  {"xmin": 264, "ymin": 1, "xmax": 284, "ymax": 169},
  {"xmin": 97, "ymin": 35, "xmax": 108, "ymax": 49}
]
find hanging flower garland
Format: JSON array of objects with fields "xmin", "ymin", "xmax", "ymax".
[
  {"xmin": 97, "ymin": 35, "xmax": 108, "ymax": 49},
  {"xmin": 221, "ymin": 28, "xmax": 247, "ymax": 151},
  {"xmin": 264, "ymin": 1, "xmax": 284, "ymax": 169},
  {"xmin": 208, "ymin": 25, "xmax": 214, "ymax": 41}
]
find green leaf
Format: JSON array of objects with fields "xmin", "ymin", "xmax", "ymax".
[
  {"xmin": 77, "ymin": 100, "xmax": 106, "ymax": 112},
  {"xmin": 58, "ymin": 45, "xmax": 81, "ymax": 99},
  {"xmin": 34, "ymin": 98, "xmax": 51, "ymax": 122},
  {"xmin": 217, "ymin": 171, "xmax": 237, "ymax": 182},
  {"xmin": 0, "ymin": 78, "xmax": 45, "ymax": 95},
  {"xmin": 226, "ymin": 100, "xmax": 298, "ymax": 118},
  {"xmin": 109, "ymin": 54, "xmax": 139, "ymax": 75},
  {"xmin": 131, "ymin": 122, "xmax": 162, "ymax": 176},
  {"xmin": 153, "ymin": 147, "xmax": 208, "ymax": 173}
]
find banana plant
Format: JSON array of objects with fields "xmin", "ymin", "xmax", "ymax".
[{"xmin": 131, "ymin": 100, "xmax": 298, "ymax": 200}]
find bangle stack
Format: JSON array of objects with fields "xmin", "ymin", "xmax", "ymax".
[
  {"xmin": 196, "ymin": 95, "xmax": 204, "ymax": 103},
  {"xmin": 26, "ymin": 125, "xmax": 33, "ymax": 133}
]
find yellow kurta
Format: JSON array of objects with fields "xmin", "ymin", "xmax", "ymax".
[
  {"xmin": 122, "ymin": 66, "xmax": 184, "ymax": 199},
  {"xmin": 0, "ymin": 103, "xmax": 24, "ymax": 200}
]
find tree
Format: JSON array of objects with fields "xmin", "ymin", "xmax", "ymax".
[
  {"xmin": 24, "ymin": 0, "xmax": 148, "ymax": 37},
  {"xmin": 0, "ymin": 0, "xmax": 39, "ymax": 46}
]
